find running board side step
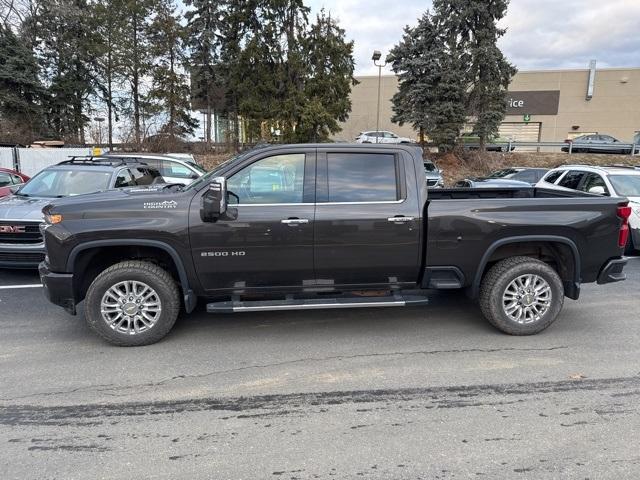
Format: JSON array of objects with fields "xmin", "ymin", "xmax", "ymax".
[{"xmin": 206, "ymin": 294, "xmax": 429, "ymax": 314}]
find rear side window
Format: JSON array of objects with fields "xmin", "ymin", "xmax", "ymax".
[
  {"xmin": 131, "ymin": 167, "xmax": 159, "ymax": 186},
  {"xmin": 557, "ymin": 170, "xmax": 586, "ymax": 190},
  {"xmin": 327, "ymin": 153, "xmax": 398, "ymax": 202},
  {"xmin": 162, "ymin": 160, "xmax": 195, "ymax": 179},
  {"xmin": 513, "ymin": 170, "xmax": 538, "ymax": 183},
  {"xmin": 114, "ymin": 169, "xmax": 136, "ymax": 188},
  {"xmin": 542, "ymin": 170, "xmax": 564, "ymax": 184},
  {"xmin": 11, "ymin": 174, "xmax": 23, "ymax": 184}
]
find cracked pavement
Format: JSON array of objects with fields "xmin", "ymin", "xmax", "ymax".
[{"xmin": 1, "ymin": 258, "xmax": 639, "ymax": 478}]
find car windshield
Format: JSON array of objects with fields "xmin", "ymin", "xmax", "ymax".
[
  {"xmin": 609, "ymin": 175, "xmax": 640, "ymax": 197},
  {"xmin": 186, "ymin": 161, "xmax": 207, "ymax": 174},
  {"xmin": 424, "ymin": 162, "xmax": 437, "ymax": 172},
  {"xmin": 17, "ymin": 169, "xmax": 112, "ymax": 197},
  {"xmin": 488, "ymin": 169, "xmax": 518, "ymax": 179}
]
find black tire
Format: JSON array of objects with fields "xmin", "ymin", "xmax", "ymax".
[
  {"xmin": 626, "ymin": 235, "xmax": 637, "ymax": 256},
  {"xmin": 479, "ymin": 256, "xmax": 565, "ymax": 335},
  {"xmin": 85, "ymin": 261, "xmax": 180, "ymax": 346}
]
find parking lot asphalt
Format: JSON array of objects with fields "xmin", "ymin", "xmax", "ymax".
[{"xmin": 1, "ymin": 258, "xmax": 640, "ymax": 479}]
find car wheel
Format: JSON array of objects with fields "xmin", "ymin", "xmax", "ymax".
[
  {"xmin": 479, "ymin": 256, "xmax": 564, "ymax": 335},
  {"xmin": 85, "ymin": 260, "xmax": 181, "ymax": 346},
  {"xmin": 625, "ymin": 235, "xmax": 637, "ymax": 256}
]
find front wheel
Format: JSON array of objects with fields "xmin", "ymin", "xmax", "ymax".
[
  {"xmin": 479, "ymin": 256, "xmax": 565, "ymax": 335},
  {"xmin": 85, "ymin": 261, "xmax": 181, "ymax": 346}
]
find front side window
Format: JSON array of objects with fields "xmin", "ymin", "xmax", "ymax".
[
  {"xmin": 227, "ymin": 154, "xmax": 305, "ymax": 204},
  {"xmin": 579, "ymin": 173, "xmax": 609, "ymax": 195},
  {"xmin": 115, "ymin": 169, "xmax": 136, "ymax": 188},
  {"xmin": 557, "ymin": 170, "xmax": 585, "ymax": 190},
  {"xmin": 327, "ymin": 153, "xmax": 398, "ymax": 202},
  {"xmin": 162, "ymin": 161, "xmax": 196, "ymax": 179}
]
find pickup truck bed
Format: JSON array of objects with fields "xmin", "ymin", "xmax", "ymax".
[{"xmin": 39, "ymin": 144, "xmax": 630, "ymax": 346}]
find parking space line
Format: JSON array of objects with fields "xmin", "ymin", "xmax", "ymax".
[{"xmin": 0, "ymin": 284, "xmax": 42, "ymax": 290}]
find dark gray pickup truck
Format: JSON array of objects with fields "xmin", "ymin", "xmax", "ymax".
[{"xmin": 39, "ymin": 144, "xmax": 631, "ymax": 346}]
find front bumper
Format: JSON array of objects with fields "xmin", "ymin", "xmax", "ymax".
[
  {"xmin": 597, "ymin": 258, "xmax": 628, "ymax": 285},
  {"xmin": 38, "ymin": 262, "xmax": 77, "ymax": 315},
  {"xmin": 0, "ymin": 243, "xmax": 46, "ymax": 269}
]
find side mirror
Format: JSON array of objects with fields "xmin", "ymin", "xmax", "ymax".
[
  {"xmin": 200, "ymin": 177, "xmax": 227, "ymax": 222},
  {"xmin": 190, "ymin": 173, "xmax": 199, "ymax": 180},
  {"xmin": 588, "ymin": 186, "xmax": 606, "ymax": 195}
]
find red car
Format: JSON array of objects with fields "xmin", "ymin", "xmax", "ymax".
[{"xmin": 0, "ymin": 168, "xmax": 29, "ymax": 198}]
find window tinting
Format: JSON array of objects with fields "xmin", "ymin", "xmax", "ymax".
[
  {"xmin": 579, "ymin": 173, "xmax": 609, "ymax": 194},
  {"xmin": 557, "ymin": 170, "xmax": 586, "ymax": 190},
  {"xmin": 327, "ymin": 153, "xmax": 398, "ymax": 202},
  {"xmin": 227, "ymin": 154, "xmax": 305, "ymax": 204},
  {"xmin": 543, "ymin": 170, "xmax": 564, "ymax": 184}
]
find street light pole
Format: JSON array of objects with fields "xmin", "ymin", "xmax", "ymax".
[{"xmin": 372, "ymin": 50, "xmax": 388, "ymax": 144}]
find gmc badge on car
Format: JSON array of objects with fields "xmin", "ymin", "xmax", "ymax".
[{"xmin": 0, "ymin": 225, "xmax": 26, "ymax": 234}]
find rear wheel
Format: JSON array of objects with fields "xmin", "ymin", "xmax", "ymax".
[
  {"xmin": 85, "ymin": 261, "xmax": 180, "ymax": 346},
  {"xmin": 479, "ymin": 256, "xmax": 565, "ymax": 335}
]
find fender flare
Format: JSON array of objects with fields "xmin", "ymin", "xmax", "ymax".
[
  {"xmin": 471, "ymin": 235, "xmax": 581, "ymax": 300},
  {"xmin": 67, "ymin": 239, "xmax": 197, "ymax": 313}
]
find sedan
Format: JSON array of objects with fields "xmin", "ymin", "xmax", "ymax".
[
  {"xmin": 356, "ymin": 131, "xmax": 414, "ymax": 144},
  {"xmin": 561, "ymin": 134, "xmax": 638, "ymax": 154},
  {"xmin": 0, "ymin": 168, "xmax": 29, "ymax": 198}
]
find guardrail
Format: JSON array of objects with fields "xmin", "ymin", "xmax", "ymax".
[{"xmin": 463, "ymin": 141, "xmax": 639, "ymax": 155}]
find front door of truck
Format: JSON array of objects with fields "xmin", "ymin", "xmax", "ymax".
[
  {"xmin": 313, "ymin": 149, "xmax": 422, "ymax": 287},
  {"xmin": 189, "ymin": 150, "xmax": 316, "ymax": 292}
]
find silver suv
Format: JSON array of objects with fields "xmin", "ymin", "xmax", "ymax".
[
  {"xmin": 105, "ymin": 153, "xmax": 206, "ymax": 185},
  {"xmin": 537, "ymin": 165, "xmax": 640, "ymax": 252}
]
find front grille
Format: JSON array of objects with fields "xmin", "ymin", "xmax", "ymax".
[
  {"xmin": 427, "ymin": 179, "xmax": 439, "ymax": 187},
  {"xmin": 0, "ymin": 252, "xmax": 45, "ymax": 263},
  {"xmin": 0, "ymin": 221, "xmax": 43, "ymax": 244}
]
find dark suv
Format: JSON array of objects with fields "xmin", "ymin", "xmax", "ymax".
[{"xmin": 0, "ymin": 157, "xmax": 163, "ymax": 268}]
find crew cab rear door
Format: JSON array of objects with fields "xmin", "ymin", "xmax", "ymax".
[
  {"xmin": 188, "ymin": 148, "xmax": 316, "ymax": 292},
  {"xmin": 314, "ymin": 148, "xmax": 422, "ymax": 287}
]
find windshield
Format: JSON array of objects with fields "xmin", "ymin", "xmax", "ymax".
[
  {"xmin": 17, "ymin": 169, "xmax": 112, "ymax": 197},
  {"xmin": 186, "ymin": 161, "xmax": 207, "ymax": 174},
  {"xmin": 609, "ymin": 175, "xmax": 640, "ymax": 197},
  {"xmin": 424, "ymin": 162, "xmax": 437, "ymax": 172},
  {"xmin": 488, "ymin": 169, "xmax": 518, "ymax": 179}
]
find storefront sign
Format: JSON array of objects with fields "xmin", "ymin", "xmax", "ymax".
[{"xmin": 506, "ymin": 91, "xmax": 560, "ymax": 115}]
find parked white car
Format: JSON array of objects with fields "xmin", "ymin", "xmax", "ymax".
[
  {"xmin": 105, "ymin": 153, "xmax": 206, "ymax": 185},
  {"xmin": 355, "ymin": 131, "xmax": 414, "ymax": 144},
  {"xmin": 536, "ymin": 165, "xmax": 640, "ymax": 253}
]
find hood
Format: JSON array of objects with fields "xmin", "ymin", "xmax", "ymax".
[
  {"xmin": 44, "ymin": 185, "xmax": 191, "ymax": 216},
  {"xmin": 0, "ymin": 195, "xmax": 52, "ymax": 221}
]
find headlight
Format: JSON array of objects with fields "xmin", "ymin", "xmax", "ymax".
[{"xmin": 44, "ymin": 213, "xmax": 63, "ymax": 224}]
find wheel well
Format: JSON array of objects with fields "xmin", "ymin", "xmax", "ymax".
[
  {"xmin": 479, "ymin": 241, "xmax": 578, "ymax": 299},
  {"xmin": 73, "ymin": 246, "xmax": 182, "ymax": 303}
]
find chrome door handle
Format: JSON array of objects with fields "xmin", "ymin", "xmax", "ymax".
[
  {"xmin": 387, "ymin": 216, "xmax": 415, "ymax": 223},
  {"xmin": 281, "ymin": 218, "xmax": 309, "ymax": 226}
]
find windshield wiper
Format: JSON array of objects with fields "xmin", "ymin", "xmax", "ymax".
[{"xmin": 14, "ymin": 192, "xmax": 30, "ymax": 197}]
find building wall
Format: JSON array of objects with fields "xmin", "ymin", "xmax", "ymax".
[{"xmin": 338, "ymin": 68, "xmax": 640, "ymax": 143}]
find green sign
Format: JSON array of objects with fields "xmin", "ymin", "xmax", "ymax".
[{"xmin": 523, "ymin": 114, "xmax": 531, "ymax": 123}]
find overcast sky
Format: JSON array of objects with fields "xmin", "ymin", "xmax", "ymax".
[{"xmin": 306, "ymin": 0, "xmax": 640, "ymax": 75}]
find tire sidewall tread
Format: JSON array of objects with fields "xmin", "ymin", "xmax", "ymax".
[
  {"xmin": 479, "ymin": 256, "xmax": 565, "ymax": 336},
  {"xmin": 85, "ymin": 260, "xmax": 180, "ymax": 346}
]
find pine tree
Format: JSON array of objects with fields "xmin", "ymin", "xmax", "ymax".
[
  {"xmin": 118, "ymin": 0, "xmax": 155, "ymax": 147},
  {"xmin": 434, "ymin": 0, "xmax": 517, "ymax": 150},
  {"xmin": 389, "ymin": 12, "xmax": 466, "ymax": 150},
  {"xmin": 148, "ymin": 0, "xmax": 198, "ymax": 143},
  {"xmin": 94, "ymin": 0, "xmax": 127, "ymax": 149},
  {"xmin": 296, "ymin": 9, "xmax": 356, "ymax": 142},
  {"xmin": 0, "ymin": 24, "xmax": 44, "ymax": 143},
  {"xmin": 185, "ymin": 0, "xmax": 223, "ymax": 146},
  {"xmin": 35, "ymin": 0, "xmax": 100, "ymax": 143}
]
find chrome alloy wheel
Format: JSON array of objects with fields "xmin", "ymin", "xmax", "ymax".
[
  {"xmin": 502, "ymin": 274, "xmax": 552, "ymax": 324},
  {"xmin": 100, "ymin": 281, "xmax": 162, "ymax": 335}
]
